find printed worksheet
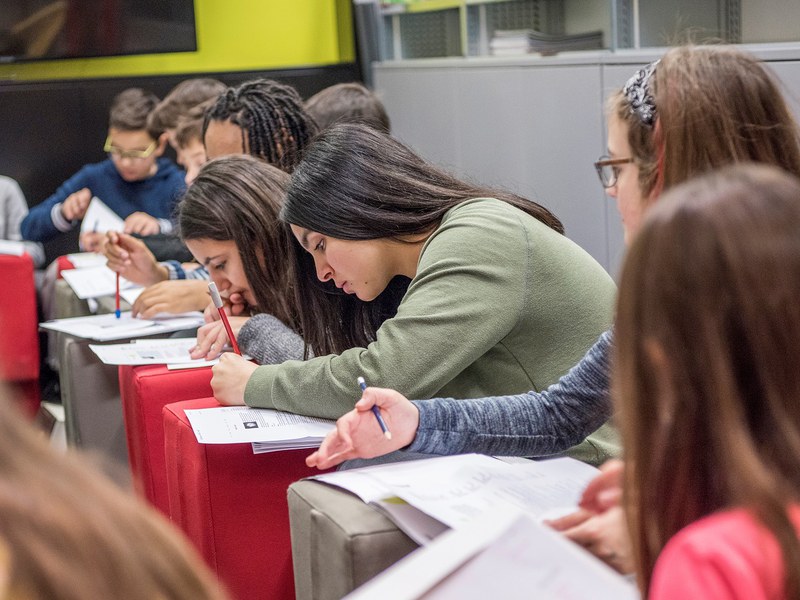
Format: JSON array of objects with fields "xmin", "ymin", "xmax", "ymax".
[
  {"xmin": 80, "ymin": 196, "xmax": 124, "ymax": 234},
  {"xmin": 61, "ymin": 265, "xmax": 141, "ymax": 299},
  {"xmin": 40, "ymin": 311, "xmax": 203, "ymax": 342},
  {"xmin": 89, "ymin": 338, "xmax": 206, "ymax": 366}
]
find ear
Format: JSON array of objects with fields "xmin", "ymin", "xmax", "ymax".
[{"xmin": 154, "ymin": 132, "xmax": 169, "ymax": 157}]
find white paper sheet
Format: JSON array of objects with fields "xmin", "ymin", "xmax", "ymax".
[
  {"xmin": 346, "ymin": 509, "xmax": 638, "ymax": 600},
  {"xmin": 61, "ymin": 265, "xmax": 142, "ymax": 299},
  {"xmin": 40, "ymin": 311, "xmax": 204, "ymax": 342},
  {"xmin": 65, "ymin": 252, "xmax": 108, "ymax": 269},
  {"xmin": 80, "ymin": 196, "xmax": 124, "ymax": 233},
  {"xmin": 89, "ymin": 338, "xmax": 202, "ymax": 365},
  {"xmin": 315, "ymin": 455, "xmax": 598, "ymax": 537},
  {"xmin": 185, "ymin": 406, "xmax": 334, "ymax": 449},
  {"xmin": 0, "ymin": 240, "xmax": 26, "ymax": 256}
]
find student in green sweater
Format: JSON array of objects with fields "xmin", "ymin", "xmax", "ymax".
[{"xmin": 211, "ymin": 123, "xmax": 619, "ymax": 464}]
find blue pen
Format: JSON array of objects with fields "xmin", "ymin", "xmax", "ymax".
[{"xmin": 358, "ymin": 376, "xmax": 392, "ymax": 440}]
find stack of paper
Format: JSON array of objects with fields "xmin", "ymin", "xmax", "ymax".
[
  {"xmin": 184, "ymin": 405, "xmax": 334, "ymax": 454},
  {"xmin": 490, "ymin": 28, "xmax": 603, "ymax": 56},
  {"xmin": 313, "ymin": 454, "xmax": 599, "ymax": 545},
  {"xmin": 347, "ymin": 509, "xmax": 638, "ymax": 599},
  {"xmin": 40, "ymin": 311, "xmax": 204, "ymax": 342},
  {"xmin": 88, "ymin": 338, "xmax": 213, "ymax": 368}
]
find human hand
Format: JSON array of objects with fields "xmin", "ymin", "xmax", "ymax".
[
  {"xmin": 79, "ymin": 231, "xmax": 105, "ymax": 253},
  {"xmin": 104, "ymin": 231, "xmax": 167, "ymax": 286},
  {"xmin": 306, "ymin": 387, "xmax": 420, "ymax": 469},
  {"xmin": 548, "ymin": 505, "xmax": 634, "ymax": 574},
  {"xmin": 60, "ymin": 187, "xmax": 92, "ymax": 221},
  {"xmin": 191, "ymin": 316, "xmax": 250, "ymax": 360},
  {"xmin": 123, "ymin": 211, "xmax": 161, "ymax": 235},
  {"xmin": 578, "ymin": 459, "xmax": 624, "ymax": 513},
  {"xmin": 131, "ymin": 280, "xmax": 210, "ymax": 318},
  {"xmin": 211, "ymin": 353, "xmax": 258, "ymax": 405},
  {"xmin": 202, "ymin": 292, "xmax": 248, "ymax": 323}
]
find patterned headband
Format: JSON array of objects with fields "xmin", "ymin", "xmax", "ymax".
[{"xmin": 623, "ymin": 60, "xmax": 660, "ymax": 127}]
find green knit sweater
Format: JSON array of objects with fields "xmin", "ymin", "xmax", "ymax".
[{"xmin": 244, "ymin": 198, "xmax": 619, "ymax": 463}]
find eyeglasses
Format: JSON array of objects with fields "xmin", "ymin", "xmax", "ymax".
[
  {"xmin": 594, "ymin": 156, "xmax": 634, "ymax": 188},
  {"xmin": 104, "ymin": 136, "xmax": 157, "ymax": 160}
]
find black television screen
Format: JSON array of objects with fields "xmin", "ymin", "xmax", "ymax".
[{"xmin": 0, "ymin": 0, "xmax": 197, "ymax": 63}]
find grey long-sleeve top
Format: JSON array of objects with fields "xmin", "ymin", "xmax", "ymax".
[{"xmin": 407, "ymin": 330, "xmax": 612, "ymax": 458}]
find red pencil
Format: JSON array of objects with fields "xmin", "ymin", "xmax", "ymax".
[
  {"xmin": 115, "ymin": 272, "xmax": 121, "ymax": 318},
  {"xmin": 208, "ymin": 282, "xmax": 241, "ymax": 355}
]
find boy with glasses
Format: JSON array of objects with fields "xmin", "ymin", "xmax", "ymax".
[{"xmin": 21, "ymin": 88, "xmax": 185, "ymax": 251}]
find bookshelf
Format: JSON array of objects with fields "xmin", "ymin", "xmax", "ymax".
[{"xmin": 355, "ymin": 0, "xmax": 799, "ymax": 64}]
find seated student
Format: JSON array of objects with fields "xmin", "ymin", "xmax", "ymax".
[
  {"xmin": 305, "ymin": 82, "xmax": 391, "ymax": 134},
  {"xmin": 105, "ymin": 102, "xmax": 218, "ymax": 320},
  {"xmin": 304, "ymin": 45, "xmax": 800, "ymax": 471},
  {"xmin": 20, "ymin": 88, "xmax": 185, "ymax": 252},
  {"xmin": 610, "ymin": 165, "xmax": 800, "ymax": 598},
  {"xmin": 0, "ymin": 175, "xmax": 44, "ymax": 267},
  {"xmin": 146, "ymin": 77, "xmax": 226, "ymax": 155},
  {"xmin": 173, "ymin": 101, "xmax": 213, "ymax": 186},
  {"xmin": 104, "ymin": 79, "xmax": 318, "ymax": 323},
  {"xmin": 177, "ymin": 155, "xmax": 305, "ymax": 362},
  {"xmin": 211, "ymin": 122, "xmax": 619, "ymax": 465},
  {"xmin": 0, "ymin": 383, "xmax": 228, "ymax": 599}
]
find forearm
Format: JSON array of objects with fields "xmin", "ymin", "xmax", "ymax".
[
  {"xmin": 408, "ymin": 331, "xmax": 613, "ymax": 457},
  {"xmin": 238, "ymin": 313, "xmax": 308, "ymax": 364}
]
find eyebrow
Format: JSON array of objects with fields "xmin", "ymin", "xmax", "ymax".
[
  {"xmin": 201, "ymin": 253, "xmax": 226, "ymax": 267},
  {"xmin": 299, "ymin": 229, "xmax": 310, "ymax": 251}
]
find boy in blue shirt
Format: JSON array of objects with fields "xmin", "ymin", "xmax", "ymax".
[{"xmin": 21, "ymin": 88, "xmax": 185, "ymax": 251}]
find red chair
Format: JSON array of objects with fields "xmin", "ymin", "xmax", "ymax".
[
  {"xmin": 163, "ymin": 397, "xmax": 331, "ymax": 600},
  {"xmin": 0, "ymin": 253, "xmax": 40, "ymax": 416},
  {"xmin": 119, "ymin": 364, "xmax": 214, "ymax": 516}
]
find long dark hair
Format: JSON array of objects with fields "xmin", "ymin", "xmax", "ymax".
[
  {"xmin": 177, "ymin": 155, "xmax": 297, "ymax": 330},
  {"xmin": 202, "ymin": 79, "xmax": 317, "ymax": 173},
  {"xmin": 615, "ymin": 165, "xmax": 800, "ymax": 597},
  {"xmin": 281, "ymin": 123, "xmax": 563, "ymax": 355}
]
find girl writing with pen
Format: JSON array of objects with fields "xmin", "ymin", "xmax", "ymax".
[{"xmin": 210, "ymin": 121, "xmax": 619, "ymax": 466}]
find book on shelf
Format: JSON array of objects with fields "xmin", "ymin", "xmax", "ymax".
[
  {"xmin": 489, "ymin": 28, "xmax": 603, "ymax": 56},
  {"xmin": 311, "ymin": 453, "xmax": 599, "ymax": 546}
]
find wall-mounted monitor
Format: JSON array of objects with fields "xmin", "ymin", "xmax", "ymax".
[{"xmin": 0, "ymin": 0, "xmax": 197, "ymax": 63}]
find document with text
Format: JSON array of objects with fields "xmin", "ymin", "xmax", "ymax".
[
  {"xmin": 347, "ymin": 509, "xmax": 638, "ymax": 600},
  {"xmin": 313, "ymin": 454, "xmax": 598, "ymax": 545},
  {"xmin": 40, "ymin": 311, "xmax": 203, "ymax": 342},
  {"xmin": 185, "ymin": 405, "xmax": 334, "ymax": 453}
]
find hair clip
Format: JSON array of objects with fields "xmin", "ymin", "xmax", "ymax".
[{"xmin": 623, "ymin": 60, "xmax": 660, "ymax": 127}]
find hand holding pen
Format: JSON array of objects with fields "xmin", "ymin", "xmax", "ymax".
[
  {"xmin": 358, "ymin": 376, "xmax": 392, "ymax": 440},
  {"xmin": 306, "ymin": 385, "xmax": 423, "ymax": 470}
]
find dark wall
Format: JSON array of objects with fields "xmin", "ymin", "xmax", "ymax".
[{"xmin": 0, "ymin": 62, "xmax": 360, "ymax": 262}]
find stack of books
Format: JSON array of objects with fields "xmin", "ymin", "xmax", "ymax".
[{"xmin": 490, "ymin": 28, "xmax": 603, "ymax": 56}]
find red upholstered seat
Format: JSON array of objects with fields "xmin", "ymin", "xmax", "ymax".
[
  {"xmin": 0, "ymin": 253, "xmax": 40, "ymax": 416},
  {"xmin": 163, "ymin": 397, "xmax": 330, "ymax": 600},
  {"xmin": 119, "ymin": 364, "xmax": 213, "ymax": 516},
  {"xmin": 54, "ymin": 254, "xmax": 75, "ymax": 277}
]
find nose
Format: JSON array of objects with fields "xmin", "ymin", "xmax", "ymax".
[
  {"xmin": 313, "ymin": 255, "xmax": 333, "ymax": 283},
  {"xmin": 606, "ymin": 182, "xmax": 618, "ymax": 199},
  {"xmin": 210, "ymin": 272, "xmax": 230, "ymax": 292}
]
